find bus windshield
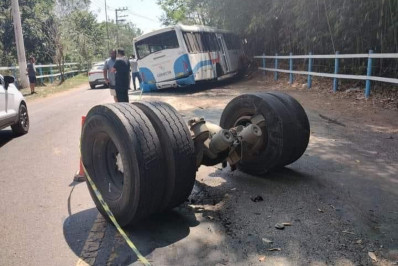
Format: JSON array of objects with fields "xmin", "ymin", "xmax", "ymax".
[{"xmin": 135, "ymin": 30, "xmax": 180, "ymax": 59}]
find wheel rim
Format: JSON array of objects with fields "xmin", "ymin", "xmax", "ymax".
[
  {"xmin": 234, "ymin": 113, "xmax": 268, "ymax": 158},
  {"xmin": 234, "ymin": 115, "xmax": 253, "ymax": 127},
  {"xmin": 92, "ymin": 133, "xmax": 124, "ymax": 201},
  {"xmin": 20, "ymin": 106, "xmax": 29, "ymax": 130}
]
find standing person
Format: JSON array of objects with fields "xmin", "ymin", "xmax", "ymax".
[
  {"xmin": 103, "ymin": 50, "xmax": 117, "ymax": 102},
  {"xmin": 26, "ymin": 56, "xmax": 37, "ymax": 94},
  {"xmin": 112, "ymin": 48, "xmax": 131, "ymax": 102},
  {"xmin": 130, "ymin": 54, "xmax": 141, "ymax": 91}
]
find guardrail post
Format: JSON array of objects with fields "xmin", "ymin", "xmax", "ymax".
[
  {"xmin": 49, "ymin": 66, "xmax": 53, "ymax": 83},
  {"xmin": 12, "ymin": 64, "xmax": 19, "ymax": 88},
  {"xmin": 289, "ymin": 52, "xmax": 293, "ymax": 84},
  {"xmin": 38, "ymin": 64, "xmax": 43, "ymax": 84},
  {"xmin": 365, "ymin": 50, "xmax": 373, "ymax": 98},
  {"xmin": 274, "ymin": 53, "xmax": 278, "ymax": 81},
  {"xmin": 262, "ymin": 53, "xmax": 266, "ymax": 77},
  {"xmin": 307, "ymin": 52, "xmax": 312, "ymax": 88},
  {"xmin": 333, "ymin": 51, "xmax": 340, "ymax": 92}
]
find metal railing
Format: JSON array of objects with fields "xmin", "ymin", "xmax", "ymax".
[
  {"xmin": 0, "ymin": 63, "xmax": 87, "ymax": 87},
  {"xmin": 254, "ymin": 51, "xmax": 398, "ymax": 98}
]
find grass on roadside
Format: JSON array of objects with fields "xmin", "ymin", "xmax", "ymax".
[{"xmin": 20, "ymin": 73, "xmax": 88, "ymax": 101}]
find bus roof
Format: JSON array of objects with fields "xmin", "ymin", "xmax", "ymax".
[{"xmin": 133, "ymin": 24, "xmax": 232, "ymax": 43}]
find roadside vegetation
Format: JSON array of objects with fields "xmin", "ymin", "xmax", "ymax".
[
  {"xmin": 158, "ymin": 0, "xmax": 398, "ymax": 76},
  {"xmin": 20, "ymin": 73, "xmax": 88, "ymax": 100},
  {"xmin": 0, "ymin": 0, "xmax": 141, "ymax": 81}
]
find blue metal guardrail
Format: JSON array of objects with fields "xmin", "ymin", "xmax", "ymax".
[
  {"xmin": 0, "ymin": 63, "xmax": 86, "ymax": 88},
  {"xmin": 254, "ymin": 51, "xmax": 398, "ymax": 98}
]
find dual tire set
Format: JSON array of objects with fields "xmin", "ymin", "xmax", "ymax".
[
  {"xmin": 81, "ymin": 102, "xmax": 197, "ymax": 226},
  {"xmin": 81, "ymin": 92, "xmax": 310, "ymax": 226}
]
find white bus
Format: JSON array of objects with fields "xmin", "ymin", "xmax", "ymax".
[{"xmin": 133, "ymin": 24, "xmax": 245, "ymax": 92}]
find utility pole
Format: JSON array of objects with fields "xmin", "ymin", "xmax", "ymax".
[
  {"xmin": 115, "ymin": 7, "xmax": 128, "ymax": 47},
  {"xmin": 104, "ymin": 0, "xmax": 110, "ymax": 52},
  {"xmin": 11, "ymin": 0, "xmax": 29, "ymax": 88}
]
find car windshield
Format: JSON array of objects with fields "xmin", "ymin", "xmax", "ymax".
[{"xmin": 93, "ymin": 65, "xmax": 103, "ymax": 70}]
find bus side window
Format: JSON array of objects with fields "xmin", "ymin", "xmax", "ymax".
[
  {"xmin": 205, "ymin": 33, "xmax": 219, "ymax": 52},
  {"xmin": 193, "ymin": 32, "xmax": 205, "ymax": 52},
  {"xmin": 183, "ymin": 32, "xmax": 194, "ymax": 53},
  {"xmin": 224, "ymin": 33, "xmax": 240, "ymax": 50}
]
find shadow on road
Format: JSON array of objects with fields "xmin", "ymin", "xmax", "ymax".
[
  {"xmin": 87, "ymin": 84, "xmax": 109, "ymax": 90},
  {"xmin": 0, "ymin": 129, "xmax": 17, "ymax": 148},
  {"xmin": 133, "ymin": 78, "xmax": 244, "ymax": 97},
  {"xmin": 63, "ymin": 206, "xmax": 199, "ymax": 265}
]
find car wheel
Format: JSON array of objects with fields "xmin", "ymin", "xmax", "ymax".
[
  {"xmin": 89, "ymin": 83, "xmax": 96, "ymax": 89},
  {"xmin": 220, "ymin": 92, "xmax": 310, "ymax": 175},
  {"xmin": 11, "ymin": 103, "xmax": 29, "ymax": 135},
  {"xmin": 132, "ymin": 101, "xmax": 197, "ymax": 209},
  {"xmin": 81, "ymin": 103, "xmax": 166, "ymax": 226}
]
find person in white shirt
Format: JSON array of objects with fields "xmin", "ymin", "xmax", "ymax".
[{"xmin": 130, "ymin": 55, "xmax": 141, "ymax": 91}]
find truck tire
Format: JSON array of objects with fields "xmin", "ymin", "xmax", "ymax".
[
  {"xmin": 220, "ymin": 92, "xmax": 308, "ymax": 175},
  {"xmin": 11, "ymin": 102, "xmax": 29, "ymax": 135},
  {"xmin": 132, "ymin": 101, "xmax": 196, "ymax": 209},
  {"xmin": 268, "ymin": 92, "xmax": 310, "ymax": 165},
  {"xmin": 81, "ymin": 103, "xmax": 166, "ymax": 226}
]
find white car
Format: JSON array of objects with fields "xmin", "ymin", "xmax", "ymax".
[
  {"xmin": 0, "ymin": 75, "xmax": 29, "ymax": 135},
  {"xmin": 88, "ymin": 62, "xmax": 107, "ymax": 89}
]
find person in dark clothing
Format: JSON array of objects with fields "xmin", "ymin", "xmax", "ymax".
[
  {"xmin": 111, "ymin": 48, "xmax": 130, "ymax": 102},
  {"xmin": 26, "ymin": 56, "xmax": 37, "ymax": 94}
]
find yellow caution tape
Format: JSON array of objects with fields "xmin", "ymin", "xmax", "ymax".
[{"xmin": 81, "ymin": 162, "xmax": 151, "ymax": 266}]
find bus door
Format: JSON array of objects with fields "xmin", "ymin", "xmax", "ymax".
[{"xmin": 215, "ymin": 33, "xmax": 231, "ymax": 75}]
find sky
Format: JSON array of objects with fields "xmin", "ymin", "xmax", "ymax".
[{"xmin": 89, "ymin": 0, "xmax": 164, "ymax": 34}]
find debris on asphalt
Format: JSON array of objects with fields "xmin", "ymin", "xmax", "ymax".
[
  {"xmin": 282, "ymin": 222, "xmax": 292, "ymax": 226},
  {"xmin": 345, "ymin": 88, "xmax": 361, "ymax": 93},
  {"xmin": 319, "ymin": 114, "xmax": 346, "ymax": 127},
  {"xmin": 355, "ymin": 160, "xmax": 360, "ymax": 163},
  {"xmin": 268, "ymin": 248, "xmax": 282, "ymax": 251},
  {"xmin": 318, "ymin": 208, "xmax": 324, "ymax": 213},
  {"xmin": 262, "ymin": 238, "xmax": 273, "ymax": 246},
  {"xmin": 368, "ymin": 252, "xmax": 378, "ymax": 262},
  {"xmin": 206, "ymin": 215, "xmax": 214, "ymax": 220},
  {"xmin": 259, "ymin": 256, "xmax": 266, "ymax": 262},
  {"xmin": 342, "ymin": 230, "xmax": 356, "ymax": 235},
  {"xmin": 250, "ymin": 195, "xmax": 264, "ymax": 202},
  {"xmin": 231, "ymin": 188, "xmax": 236, "ymax": 191},
  {"xmin": 275, "ymin": 223, "xmax": 285, "ymax": 230},
  {"xmin": 356, "ymin": 239, "xmax": 363, "ymax": 244}
]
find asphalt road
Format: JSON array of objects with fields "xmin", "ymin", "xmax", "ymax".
[{"xmin": 0, "ymin": 80, "xmax": 397, "ymax": 266}]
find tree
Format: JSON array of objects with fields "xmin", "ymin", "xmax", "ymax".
[{"xmin": 157, "ymin": 0, "xmax": 398, "ymax": 74}]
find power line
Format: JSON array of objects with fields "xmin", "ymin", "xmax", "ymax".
[
  {"xmin": 126, "ymin": 10, "xmax": 157, "ymax": 23},
  {"xmin": 115, "ymin": 7, "xmax": 128, "ymax": 47}
]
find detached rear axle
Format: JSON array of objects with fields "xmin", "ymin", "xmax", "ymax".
[
  {"xmin": 80, "ymin": 92, "xmax": 310, "ymax": 226},
  {"xmin": 188, "ymin": 117, "xmax": 263, "ymax": 168}
]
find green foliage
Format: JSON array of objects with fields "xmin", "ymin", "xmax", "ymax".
[
  {"xmin": 0, "ymin": 0, "xmax": 142, "ymax": 71},
  {"xmin": 157, "ymin": 0, "xmax": 398, "ymax": 57}
]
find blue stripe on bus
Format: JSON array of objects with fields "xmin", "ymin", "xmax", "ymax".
[
  {"xmin": 192, "ymin": 60, "xmax": 213, "ymax": 74},
  {"xmin": 139, "ymin": 67, "xmax": 157, "ymax": 92},
  {"xmin": 174, "ymin": 54, "xmax": 192, "ymax": 75}
]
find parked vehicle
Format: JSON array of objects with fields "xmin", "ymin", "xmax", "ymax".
[
  {"xmin": 133, "ymin": 24, "xmax": 246, "ymax": 92},
  {"xmin": 88, "ymin": 63, "xmax": 107, "ymax": 89},
  {"xmin": 0, "ymin": 75, "xmax": 29, "ymax": 135}
]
